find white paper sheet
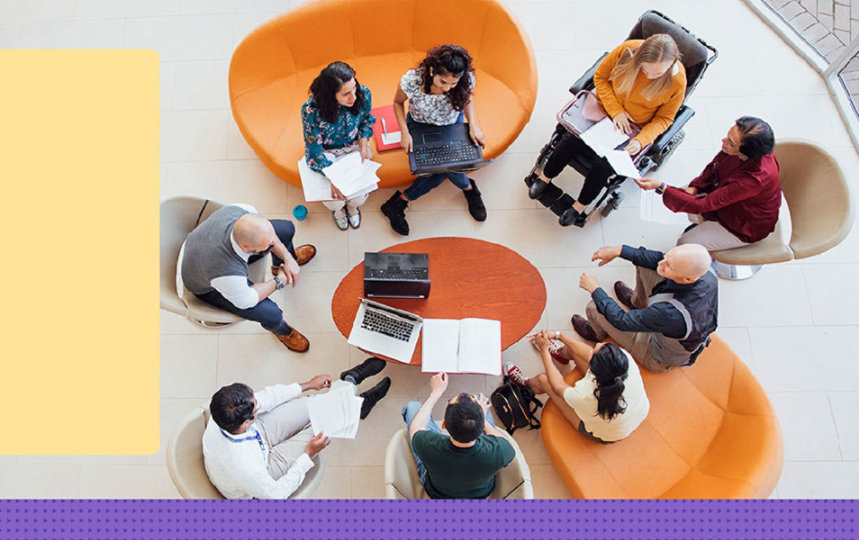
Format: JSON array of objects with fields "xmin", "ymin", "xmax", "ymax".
[
  {"xmin": 580, "ymin": 117, "xmax": 630, "ymax": 155},
  {"xmin": 307, "ymin": 382, "xmax": 362, "ymax": 439},
  {"xmin": 297, "ymin": 155, "xmax": 337, "ymax": 202},
  {"xmin": 639, "ymin": 190, "xmax": 692, "ymax": 225},
  {"xmin": 297, "ymin": 152, "xmax": 381, "ymax": 203},
  {"xmin": 603, "ymin": 149, "xmax": 642, "ymax": 180}
]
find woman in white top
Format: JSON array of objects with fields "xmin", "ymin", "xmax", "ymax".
[
  {"xmin": 506, "ymin": 330, "xmax": 649, "ymax": 443},
  {"xmin": 380, "ymin": 44, "xmax": 487, "ymax": 236}
]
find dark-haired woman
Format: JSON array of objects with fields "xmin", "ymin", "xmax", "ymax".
[
  {"xmin": 301, "ymin": 61, "xmax": 375, "ymax": 230},
  {"xmin": 381, "ymin": 44, "xmax": 487, "ymax": 236},
  {"xmin": 506, "ymin": 330, "xmax": 649, "ymax": 443},
  {"xmin": 635, "ymin": 116, "xmax": 781, "ymax": 251}
]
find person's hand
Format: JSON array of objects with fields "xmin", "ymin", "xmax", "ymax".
[
  {"xmin": 330, "ymin": 183, "xmax": 347, "ymax": 201},
  {"xmin": 591, "ymin": 245, "xmax": 622, "ymax": 266},
  {"xmin": 624, "ymin": 139, "xmax": 642, "ymax": 156},
  {"xmin": 400, "ymin": 130, "xmax": 413, "ymax": 153},
  {"xmin": 358, "ymin": 138, "xmax": 372, "ymax": 163},
  {"xmin": 579, "ymin": 272, "xmax": 600, "ymax": 294},
  {"xmin": 430, "ymin": 372, "xmax": 448, "ymax": 395},
  {"xmin": 468, "ymin": 124, "xmax": 485, "ymax": 148},
  {"xmin": 305, "ymin": 432, "xmax": 330, "ymax": 459},
  {"xmin": 307, "ymin": 374, "xmax": 332, "ymax": 391},
  {"xmin": 683, "ymin": 186, "xmax": 698, "ymax": 196},
  {"xmin": 532, "ymin": 330, "xmax": 551, "ymax": 352},
  {"xmin": 634, "ymin": 177, "xmax": 661, "ymax": 191},
  {"xmin": 474, "ymin": 393, "xmax": 491, "ymax": 417},
  {"xmin": 278, "ymin": 258, "xmax": 300, "ymax": 287},
  {"xmin": 612, "ymin": 111, "xmax": 634, "ymax": 135}
]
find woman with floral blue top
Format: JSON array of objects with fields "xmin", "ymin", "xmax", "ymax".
[
  {"xmin": 380, "ymin": 44, "xmax": 487, "ymax": 236},
  {"xmin": 301, "ymin": 61, "xmax": 375, "ymax": 230}
]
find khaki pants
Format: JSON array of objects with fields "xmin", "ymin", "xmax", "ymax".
[{"xmin": 585, "ymin": 266, "xmax": 674, "ymax": 373}]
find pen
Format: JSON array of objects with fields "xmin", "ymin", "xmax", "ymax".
[{"xmin": 381, "ymin": 117, "xmax": 388, "ymax": 136}]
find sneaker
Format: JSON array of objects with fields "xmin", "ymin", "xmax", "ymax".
[
  {"xmin": 381, "ymin": 191, "xmax": 410, "ymax": 236},
  {"xmin": 294, "ymin": 244, "xmax": 317, "ymax": 266},
  {"xmin": 359, "ymin": 376, "xmax": 391, "ymax": 419},
  {"xmin": 332, "ymin": 208, "xmax": 348, "ymax": 231},
  {"xmin": 504, "ymin": 362, "xmax": 529, "ymax": 388},
  {"xmin": 530, "ymin": 335, "xmax": 569, "ymax": 365},
  {"xmin": 463, "ymin": 179, "xmax": 487, "ymax": 222},
  {"xmin": 340, "ymin": 357, "xmax": 386, "ymax": 385},
  {"xmin": 347, "ymin": 207, "xmax": 361, "ymax": 229},
  {"xmin": 275, "ymin": 327, "xmax": 310, "ymax": 352}
]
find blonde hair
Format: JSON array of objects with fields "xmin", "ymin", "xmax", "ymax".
[{"xmin": 609, "ymin": 34, "xmax": 681, "ymax": 101}]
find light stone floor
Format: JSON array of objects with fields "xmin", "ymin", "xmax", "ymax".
[{"xmin": 2, "ymin": 0, "xmax": 859, "ymax": 499}]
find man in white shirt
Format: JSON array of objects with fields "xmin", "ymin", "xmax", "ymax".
[
  {"xmin": 181, "ymin": 203, "xmax": 316, "ymax": 352},
  {"xmin": 202, "ymin": 357, "xmax": 391, "ymax": 499}
]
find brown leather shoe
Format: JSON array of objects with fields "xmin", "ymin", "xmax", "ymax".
[
  {"xmin": 294, "ymin": 244, "xmax": 317, "ymax": 266},
  {"xmin": 613, "ymin": 280, "xmax": 637, "ymax": 310},
  {"xmin": 276, "ymin": 328, "xmax": 310, "ymax": 352},
  {"xmin": 571, "ymin": 314, "xmax": 599, "ymax": 342}
]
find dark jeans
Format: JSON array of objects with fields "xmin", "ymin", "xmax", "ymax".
[
  {"xmin": 542, "ymin": 133, "xmax": 616, "ymax": 205},
  {"xmin": 194, "ymin": 219, "xmax": 298, "ymax": 335},
  {"xmin": 403, "ymin": 112, "xmax": 471, "ymax": 201}
]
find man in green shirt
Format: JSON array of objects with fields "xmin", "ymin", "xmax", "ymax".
[{"xmin": 401, "ymin": 372, "xmax": 516, "ymax": 499}]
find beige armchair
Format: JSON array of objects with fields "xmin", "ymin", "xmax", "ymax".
[
  {"xmin": 711, "ymin": 140, "xmax": 854, "ymax": 279},
  {"xmin": 160, "ymin": 197, "xmax": 267, "ymax": 327},
  {"xmin": 384, "ymin": 428, "xmax": 533, "ymax": 499},
  {"xmin": 166, "ymin": 407, "xmax": 324, "ymax": 499}
]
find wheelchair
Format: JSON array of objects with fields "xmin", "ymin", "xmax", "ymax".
[{"xmin": 525, "ymin": 10, "xmax": 718, "ymax": 225}]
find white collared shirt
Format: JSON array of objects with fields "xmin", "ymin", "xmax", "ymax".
[{"xmin": 202, "ymin": 383, "xmax": 314, "ymax": 499}]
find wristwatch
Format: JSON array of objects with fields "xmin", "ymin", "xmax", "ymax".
[
  {"xmin": 273, "ymin": 276, "xmax": 285, "ymax": 290},
  {"xmin": 655, "ymin": 182, "xmax": 667, "ymax": 195},
  {"xmin": 555, "ymin": 330, "xmax": 561, "ymax": 340}
]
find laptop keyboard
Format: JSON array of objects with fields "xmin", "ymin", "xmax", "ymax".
[
  {"xmin": 361, "ymin": 309, "xmax": 415, "ymax": 342},
  {"xmin": 414, "ymin": 143, "xmax": 481, "ymax": 167},
  {"xmin": 367, "ymin": 268, "xmax": 427, "ymax": 280}
]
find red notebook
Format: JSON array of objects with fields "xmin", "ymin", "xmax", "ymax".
[{"xmin": 370, "ymin": 105, "xmax": 402, "ymax": 151}]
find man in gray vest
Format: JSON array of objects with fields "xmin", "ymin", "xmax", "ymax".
[
  {"xmin": 571, "ymin": 243, "xmax": 718, "ymax": 372},
  {"xmin": 181, "ymin": 204, "xmax": 316, "ymax": 352}
]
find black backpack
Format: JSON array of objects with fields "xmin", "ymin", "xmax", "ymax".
[{"xmin": 491, "ymin": 377, "xmax": 543, "ymax": 435}]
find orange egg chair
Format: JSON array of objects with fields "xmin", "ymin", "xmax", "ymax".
[
  {"xmin": 228, "ymin": 0, "xmax": 537, "ymax": 188},
  {"xmin": 540, "ymin": 334, "xmax": 783, "ymax": 499}
]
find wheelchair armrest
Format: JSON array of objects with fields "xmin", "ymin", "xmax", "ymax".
[
  {"xmin": 651, "ymin": 105, "xmax": 695, "ymax": 152},
  {"xmin": 569, "ymin": 52, "xmax": 609, "ymax": 94}
]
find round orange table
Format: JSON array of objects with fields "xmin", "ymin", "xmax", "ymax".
[{"xmin": 331, "ymin": 237, "xmax": 547, "ymax": 366}]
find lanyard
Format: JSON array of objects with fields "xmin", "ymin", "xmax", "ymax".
[{"xmin": 220, "ymin": 426, "xmax": 266, "ymax": 453}]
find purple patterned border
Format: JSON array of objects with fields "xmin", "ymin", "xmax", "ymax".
[{"xmin": 0, "ymin": 500, "xmax": 855, "ymax": 539}]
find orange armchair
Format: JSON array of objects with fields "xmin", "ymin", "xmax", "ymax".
[
  {"xmin": 229, "ymin": 0, "xmax": 537, "ymax": 188},
  {"xmin": 540, "ymin": 334, "xmax": 783, "ymax": 499}
]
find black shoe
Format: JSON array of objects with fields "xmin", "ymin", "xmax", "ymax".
[
  {"xmin": 340, "ymin": 357, "xmax": 386, "ymax": 386},
  {"xmin": 359, "ymin": 376, "xmax": 391, "ymax": 419},
  {"xmin": 559, "ymin": 207, "xmax": 587, "ymax": 228},
  {"xmin": 528, "ymin": 176, "xmax": 549, "ymax": 199},
  {"xmin": 463, "ymin": 179, "xmax": 487, "ymax": 222},
  {"xmin": 571, "ymin": 314, "xmax": 599, "ymax": 342},
  {"xmin": 381, "ymin": 191, "xmax": 410, "ymax": 236},
  {"xmin": 613, "ymin": 281, "xmax": 637, "ymax": 310}
]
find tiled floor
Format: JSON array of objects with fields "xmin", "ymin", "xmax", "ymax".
[{"xmin": 2, "ymin": 0, "xmax": 858, "ymax": 498}]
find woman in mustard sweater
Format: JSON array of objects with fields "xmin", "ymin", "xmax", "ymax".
[{"xmin": 527, "ymin": 34, "xmax": 686, "ymax": 227}]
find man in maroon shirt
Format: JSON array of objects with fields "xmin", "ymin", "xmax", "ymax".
[{"xmin": 636, "ymin": 117, "xmax": 781, "ymax": 251}]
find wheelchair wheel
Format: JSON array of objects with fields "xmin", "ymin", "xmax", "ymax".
[
  {"xmin": 600, "ymin": 191, "xmax": 624, "ymax": 217},
  {"xmin": 650, "ymin": 130, "xmax": 685, "ymax": 171}
]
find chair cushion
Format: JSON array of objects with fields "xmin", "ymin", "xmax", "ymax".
[{"xmin": 540, "ymin": 334, "xmax": 782, "ymax": 499}]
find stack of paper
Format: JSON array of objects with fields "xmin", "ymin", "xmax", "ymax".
[
  {"xmin": 421, "ymin": 318, "xmax": 501, "ymax": 376},
  {"xmin": 298, "ymin": 151, "xmax": 381, "ymax": 203},
  {"xmin": 306, "ymin": 383, "xmax": 363, "ymax": 439}
]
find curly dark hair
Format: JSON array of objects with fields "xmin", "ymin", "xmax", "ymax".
[
  {"xmin": 417, "ymin": 44, "xmax": 475, "ymax": 112},
  {"xmin": 309, "ymin": 61, "xmax": 366, "ymax": 124},
  {"xmin": 590, "ymin": 344, "xmax": 630, "ymax": 421}
]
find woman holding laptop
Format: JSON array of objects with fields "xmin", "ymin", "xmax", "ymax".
[{"xmin": 381, "ymin": 44, "xmax": 487, "ymax": 236}]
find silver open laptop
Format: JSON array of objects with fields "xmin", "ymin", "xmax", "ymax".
[{"xmin": 347, "ymin": 298, "xmax": 422, "ymax": 363}]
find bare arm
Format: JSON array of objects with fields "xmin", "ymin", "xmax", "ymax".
[
  {"xmin": 393, "ymin": 85, "xmax": 412, "ymax": 152},
  {"xmin": 463, "ymin": 97, "xmax": 484, "ymax": 147},
  {"xmin": 555, "ymin": 333, "xmax": 594, "ymax": 375},
  {"xmin": 408, "ymin": 372, "xmax": 448, "ymax": 441}
]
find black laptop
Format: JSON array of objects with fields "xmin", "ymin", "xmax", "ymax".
[
  {"xmin": 363, "ymin": 252, "xmax": 431, "ymax": 299},
  {"xmin": 408, "ymin": 123, "xmax": 493, "ymax": 175}
]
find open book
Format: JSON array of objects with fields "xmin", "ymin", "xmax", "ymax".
[
  {"xmin": 306, "ymin": 382, "xmax": 363, "ymax": 439},
  {"xmin": 421, "ymin": 318, "xmax": 501, "ymax": 375}
]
